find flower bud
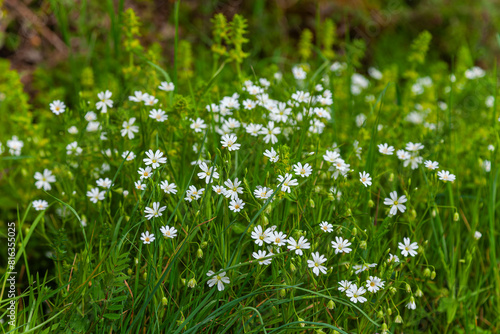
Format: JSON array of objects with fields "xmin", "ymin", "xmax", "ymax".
[
  {"xmin": 423, "ymin": 268, "xmax": 431, "ymax": 277},
  {"xmin": 346, "ymin": 208, "xmax": 352, "ymax": 216},
  {"xmin": 201, "ymin": 242, "xmax": 208, "ymax": 249},
  {"xmin": 389, "ymin": 173, "xmax": 394, "ymax": 182},
  {"xmin": 359, "ymin": 240, "xmax": 367, "ymax": 249},
  {"xmin": 431, "ymin": 271, "xmax": 436, "ymax": 280},
  {"xmin": 188, "ymin": 278, "xmax": 197, "ymax": 288},
  {"xmin": 387, "ymin": 308, "xmax": 392, "ymax": 315},
  {"xmin": 261, "ymin": 215, "xmax": 269, "ymax": 226},
  {"xmin": 389, "ymin": 287, "xmax": 397, "ymax": 295},
  {"xmin": 143, "ymin": 272, "xmax": 147, "ymax": 280},
  {"xmin": 377, "ymin": 310, "xmax": 384, "ymax": 318},
  {"xmin": 290, "ymin": 263, "xmax": 296, "ymax": 272},
  {"xmin": 327, "ymin": 300, "xmax": 335, "ymax": 310},
  {"xmin": 197, "ymin": 248, "xmax": 203, "ymax": 258},
  {"xmin": 453, "ymin": 212, "xmax": 459, "ymax": 221},
  {"xmin": 352, "ymin": 228, "xmax": 357, "ymax": 236},
  {"xmin": 381, "ymin": 323, "xmax": 388, "ymax": 333},
  {"xmin": 298, "ymin": 317, "xmax": 305, "ymax": 327},
  {"xmin": 368, "ymin": 199, "xmax": 374, "ymax": 207},
  {"xmin": 127, "ymin": 268, "xmax": 133, "ymax": 275},
  {"xmin": 181, "ymin": 278, "xmax": 186, "ymax": 286},
  {"xmin": 162, "ymin": 297, "xmax": 168, "ymax": 306},
  {"xmin": 309, "ymin": 199, "xmax": 315, "ymax": 208},
  {"xmin": 327, "ymin": 193, "xmax": 335, "ymax": 201},
  {"xmin": 394, "ymin": 315, "xmax": 403, "ymax": 323},
  {"xmin": 405, "ymin": 283, "xmax": 412, "ymax": 293},
  {"xmin": 415, "ymin": 288, "xmax": 423, "ymax": 297},
  {"xmin": 280, "ymin": 289, "xmax": 287, "ymax": 297}
]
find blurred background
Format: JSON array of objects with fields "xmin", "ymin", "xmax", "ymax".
[{"xmin": 1, "ymin": 0, "xmax": 500, "ymax": 96}]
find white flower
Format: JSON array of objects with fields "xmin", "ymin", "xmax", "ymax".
[
  {"xmin": 87, "ymin": 187, "xmax": 105, "ymax": 203},
  {"xmin": 159, "ymin": 81, "xmax": 175, "ymax": 91},
  {"xmin": 122, "ymin": 151, "xmax": 136, "ymax": 161},
  {"xmin": 403, "ymin": 155, "xmax": 423, "ymax": 170},
  {"xmin": 405, "ymin": 296, "xmax": 416, "ymax": 310},
  {"xmin": 366, "ymin": 276, "xmax": 385, "ymax": 293},
  {"xmin": 149, "ymin": 109, "xmax": 168, "ymax": 122},
  {"xmin": 251, "ymin": 225, "xmax": 273, "ymax": 246},
  {"xmin": 140, "ymin": 231, "xmax": 155, "ymax": 244},
  {"xmin": 144, "ymin": 202, "xmax": 167, "ymax": 220},
  {"xmin": 437, "ymin": 170, "xmax": 456, "ymax": 182},
  {"xmin": 128, "ymin": 91, "xmax": 148, "ymax": 102},
  {"xmin": 359, "ymin": 171, "xmax": 372, "ymax": 187},
  {"xmin": 143, "ymin": 95, "xmax": 158, "ymax": 106},
  {"xmin": 143, "ymin": 149, "xmax": 167, "ymax": 169},
  {"xmin": 134, "ymin": 180, "xmax": 146, "ymax": 190},
  {"xmin": 223, "ymin": 178, "xmax": 243, "ymax": 199},
  {"xmin": 121, "ymin": 118, "xmax": 139, "ymax": 139},
  {"xmin": 307, "ymin": 252, "xmax": 327, "ymax": 276},
  {"xmin": 198, "ymin": 162, "xmax": 219, "ymax": 184},
  {"xmin": 66, "ymin": 141, "xmax": 83, "ymax": 155},
  {"xmin": 277, "ymin": 173, "xmax": 298, "ymax": 193},
  {"xmin": 206, "ymin": 270, "xmax": 230, "ymax": 291},
  {"xmin": 246, "ymin": 123, "xmax": 263, "ymax": 136},
  {"xmin": 424, "ymin": 160, "xmax": 439, "ymax": 170},
  {"xmin": 138, "ymin": 167, "xmax": 153, "ymax": 180},
  {"xmin": 269, "ymin": 231, "xmax": 287, "ymax": 246},
  {"xmin": 68, "ymin": 126, "xmax": 78, "ymax": 134},
  {"xmin": 398, "ymin": 237, "xmax": 419, "ymax": 257},
  {"xmin": 293, "ymin": 162, "xmax": 313, "ymax": 178},
  {"xmin": 405, "ymin": 142, "xmax": 424, "ymax": 152},
  {"xmin": 34, "ymin": 169, "xmax": 56, "ymax": 191},
  {"xmin": 483, "ymin": 160, "xmax": 491, "ymax": 172},
  {"xmin": 32, "ymin": 199, "xmax": 49, "ymax": 211},
  {"xmin": 96, "ymin": 178, "xmax": 112, "ymax": 188},
  {"xmin": 474, "ymin": 231, "xmax": 482, "ymax": 240},
  {"xmin": 346, "ymin": 284, "xmax": 367, "ymax": 303},
  {"xmin": 260, "ymin": 121, "xmax": 281, "ymax": 144},
  {"xmin": 263, "ymin": 148, "xmax": 279, "ymax": 163},
  {"xmin": 323, "ymin": 150, "xmax": 341, "ymax": 164},
  {"xmin": 353, "ymin": 263, "xmax": 377, "ymax": 275},
  {"xmin": 378, "ymin": 143, "xmax": 394, "ymax": 155},
  {"xmin": 160, "ymin": 225, "xmax": 177, "ymax": 238},
  {"xmin": 96, "ymin": 90, "xmax": 113, "ymax": 113},
  {"xmin": 384, "ymin": 191, "xmax": 407, "ymax": 215},
  {"xmin": 292, "ymin": 66, "xmax": 307, "ymax": 80},
  {"xmin": 221, "ymin": 134, "xmax": 241, "ymax": 151},
  {"xmin": 185, "ymin": 185, "xmax": 204, "ymax": 202},
  {"xmin": 319, "ymin": 221, "xmax": 333, "ymax": 233},
  {"xmin": 50, "ymin": 100, "xmax": 66, "ymax": 115},
  {"xmin": 331, "ymin": 236, "xmax": 352, "ymax": 254},
  {"xmin": 84, "ymin": 111, "xmax": 97, "ymax": 121},
  {"xmin": 212, "ymin": 185, "xmax": 226, "ymax": 195},
  {"xmin": 338, "ymin": 280, "xmax": 352, "ymax": 292},
  {"xmin": 253, "ymin": 250, "xmax": 272, "ymax": 265},
  {"xmin": 229, "ymin": 198, "xmax": 245, "ymax": 212},
  {"xmin": 254, "ymin": 186, "xmax": 273, "ymax": 201},
  {"xmin": 7, "ymin": 136, "xmax": 24, "ymax": 155},
  {"xmin": 287, "ymin": 236, "xmax": 310, "ymax": 256},
  {"xmin": 388, "ymin": 253, "xmax": 400, "ymax": 263},
  {"xmin": 160, "ymin": 180, "xmax": 177, "ymax": 194},
  {"xmin": 190, "ymin": 118, "xmax": 207, "ymax": 132}
]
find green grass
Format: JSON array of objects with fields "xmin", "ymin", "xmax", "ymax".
[{"xmin": 1, "ymin": 2, "xmax": 500, "ymax": 334}]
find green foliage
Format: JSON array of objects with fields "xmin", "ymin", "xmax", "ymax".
[
  {"xmin": 299, "ymin": 28, "xmax": 314, "ymax": 62},
  {"xmin": 321, "ymin": 19, "xmax": 336, "ymax": 60},
  {"xmin": 408, "ymin": 30, "xmax": 432, "ymax": 65}
]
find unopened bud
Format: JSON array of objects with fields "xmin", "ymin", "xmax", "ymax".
[
  {"xmin": 368, "ymin": 199, "xmax": 374, "ymax": 207},
  {"xmin": 377, "ymin": 310, "xmax": 384, "ymax": 318},
  {"xmin": 197, "ymin": 248, "xmax": 203, "ymax": 258},
  {"xmin": 415, "ymin": 288, "xmax": 423, "ymax": 297},
  {"xmin": 280, "ymin": 289, "xmax": 286, "ymax": 297},
  {"xmin": 143, "ymin": 272, "xmax": 147, "ymax": 280},
  {"xmin": 352, "ymin": 228, "xmax": 357, "ymax": 236},
  {"xmin": 162, "ymin": 297, "xmax": 168, "ymax": 306},
  {"xmin": 431, "ymin": 271, "xmax": 436, "ymax": 280},
  {"xmin": 453, "ymin": 212, "xmax": 459, "ymax": 221},
  {"xmin": 290, "ymin": 263, "xmax": 296, "ymax": 272},
  {"xmin": 389, "ymin": 173, "xmax": 394, "ymax": 182},
  {"xmin": 359, "ymin": 240, "xmax": 367, "ymax": 249},
  {"xmin": 181, "ymin": 278, "xmax": 186, "ymax": 286},
  {"xmin": 389, "ymin": 287, "xmax": 397, "ymax": 295},
  {"xmin": 201, "ymin": 242, "xmax": 208, "ymax": 248},
  {"xmin": 394, "ymin": 315, "xmax": 403, "ymax": 323},
  {"xmin": 406, "ymin": 283, "xmax": 412, "ymax": 293},
  {"xmin": 309, "ymin": 199, "xmax": 315, "ymax": 208},
  {"xmin": 387, "ymin": 308, "xmax": 392, "ymax": 315},
  {"xmin": 346, "ymin": 208, "xmax": 352, "ymax": 216},
  {"xmin": 127, "ymin": 268, "xmax": 133, "ymax": 275},
  {"xmin": 298, "ymin": 317, "xmax": 305, "ymax": 327},
  {"xmin": 327, "ymin": 193, "xmax": 335, "ymax": 201},
  {"xmin": 423, "ymin": 268, "xmax": 431, "ymax": 277},
  {"xmin": 327, "ymin": 300, "xmax": 335, "ymax": 310}
]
